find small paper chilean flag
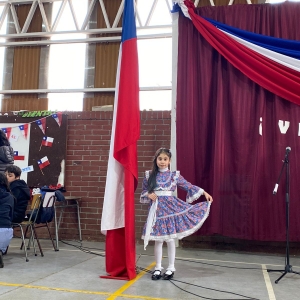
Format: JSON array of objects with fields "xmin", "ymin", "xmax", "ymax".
[
  {"xmin": 37, "ymin": 156, "xmax": 50, "ymax": 169},
  {"xmin": 36, "ymin": 118, "xmax": 46, "ymax": 134},
  {"xmin": 14, "ymin": 151, "xmax": 25, "ymax": 161},
  {"xmin": 42, "ymin": 136, "xmax": 54, "ymax": 147}
]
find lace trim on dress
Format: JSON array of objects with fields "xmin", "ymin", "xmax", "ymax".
[
  {"xmin": 186, "ymin": 188, "xmax": 204, "ymax": 203},
  {"xmin": 141, "ymin": 202, "xmax": 211, "ymax": 241},
  {"xmin": 158, "ymin": 167, "xmax": 169, "ymax": 172},
  {"xmin": 140, "ymin": 194, "xmax": 150, "ymax": 203},
  {"xmin": 156, "ymin": 205, "xmax": 194, "ymax": 220},
  {"xmin": 144, "ymin": 199, "xmax": 158, "ymax": 249},
  {"xmin": 155, "ymin": 171, "xmax": 180, "ymax": 191}
]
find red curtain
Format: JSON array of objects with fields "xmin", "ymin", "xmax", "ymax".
[{"xmin": 177, "ymin": 3, "xmax": 300, "ymax": 241}]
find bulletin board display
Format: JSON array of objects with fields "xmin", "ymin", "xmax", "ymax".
[{"xmin": 0, "ymin": 113, "xmax": 67, "ymax": 188}]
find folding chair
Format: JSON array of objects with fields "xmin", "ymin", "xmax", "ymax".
[
  {"xmin": 12, "ymin": 194, "xmax": 42, "ymax": 262},
  {"xmin": 27, "ymin": 192, "xmax": 57, "ymax": 255}
]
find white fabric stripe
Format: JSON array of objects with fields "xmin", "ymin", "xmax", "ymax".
[
  {"xmin": 175, "ymin": 0, "xmax": 190, "ymax": 19},
  {"xmin": 101, "ymin": 47, "xmax": 124, "ymax": 234},
  {"xmin": 221, "ymin": 30, "xmax": 300, "ymax": 72},
  {"xmin": 144, "ymin": 199, "xmax": 158, "ymax": 250},
  {"xmin": 155, "ymin": 191, "xmax": 173, "ymax": 196}
]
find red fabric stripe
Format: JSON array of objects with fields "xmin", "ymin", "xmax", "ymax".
[
  {"xmin": 105, "ymin": 228, "xmax": 128, "ymax": 278},
  {"xmin": 114, "ymin": 38, "xmax": 140, "ymax": 187},
  {"xmin": 184, "ymin": 1, "xmax": 300, "ymax": 105}
]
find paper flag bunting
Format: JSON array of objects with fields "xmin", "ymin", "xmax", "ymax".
[
  {"xmin": 52, "ymin": 112, "xmax": 62, "ymax": 127},
  {"xmin": 36, "ymin": 118, "xmax": 46, "ymax": 134},
  {"xmin": 18, "ymin": 124, "xmax": 29, "ymax": 139},
  {"xmin": 1, "ymin": 127, "xmax": 12, "ymax": 140}
]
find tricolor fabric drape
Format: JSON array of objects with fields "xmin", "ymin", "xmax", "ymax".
[
  {"xmin": 101, "ymin": 0, "xmax": 139, "ymax": 280},
  {"xmin": 176, "ymin": 2, "xmax": 300, "ymax": 241}
]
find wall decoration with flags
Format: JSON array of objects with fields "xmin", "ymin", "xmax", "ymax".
[{"xmin": 0, "ymin": 113, "xmax": 67, "ymax": 187}]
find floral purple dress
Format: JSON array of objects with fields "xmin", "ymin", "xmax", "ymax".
[{"xmin": 140, "ymin": 169, "xmax": 211, "ymax": 248}]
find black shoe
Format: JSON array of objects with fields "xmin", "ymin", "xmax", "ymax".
[
  {"xmin": 0, "ymin": 251, "xmax": 4, "ymax": 268},
  {"xmin": 151, "ymin": 270, "xmax": 162, "ymax": 280},
  {"xmin": 162, "ymin": 270, "xmax": 174, "ymax": 280}
]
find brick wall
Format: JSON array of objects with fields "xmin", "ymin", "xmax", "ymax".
[{"xmin": 54, "ymin": 110, "xmax": 171, "ymax": 242}]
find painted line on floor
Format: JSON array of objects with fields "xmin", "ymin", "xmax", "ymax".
[
  {"xmin": 0, "ymin": 281, "xmax": 168, "ymax": 300},
  {"xmin": 0, "ymin": 282, "xmax": 110, "ymax": 296},
  {"xmin": 261, "ymin": 264, "xmax": 276, "ymax": 300},
  {"xmin": 174, "ymin": 255, "xmax": 300, "ymax": 268},
  {"xmin": 106, "ymin": 262, "xmax": 169, "ymax": 300}
]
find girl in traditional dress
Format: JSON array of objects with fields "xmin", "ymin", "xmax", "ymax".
[{"xmin": 140, "ymin": 148, "xmax": 213, "ymax": 280}]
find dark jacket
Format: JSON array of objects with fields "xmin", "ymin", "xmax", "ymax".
[
  {"xmin": 10, "ymin": 179, "xmax": 31, "ymax": 223},
  {"xmin": 0, "ymin": 186, "xmax": 14, "ymax": 228},
  {"xmin": 0, "ymin": 146, "xmax": 14, "ymax": 172}
]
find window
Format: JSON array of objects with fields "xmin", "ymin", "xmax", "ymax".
[
  {"xmin": 48, "ymin": 0, "xmax": 88, "ymax": 111},
  {"xmin": 0, "ymin": 5, "xmax": 7, "ymax": 108}
]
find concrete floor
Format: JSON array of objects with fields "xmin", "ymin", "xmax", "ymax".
[{"xmin": 0, "ymin": 238, "xmax": 299, "ymax": 300}]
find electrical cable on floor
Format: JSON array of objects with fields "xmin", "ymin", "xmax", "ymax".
[
  {"xmin": 137, "ymin": 266, "xmax": 258, "ymax": 300},
  {"xmin": 57, "ymin": 241, "xmax": 298, "ymax": 298},
  {"xmin": 59, "ymin": 240, "xmax": 105, "ymax": 257},
  {"xmin": 168, "ymin": 279, "xmax": 256, "ymax": 300},
  {"xmin": 138, "ymin": 253, "xmax": 262, "ymax": 270},
  {"xmin": 57, "ymin": 242, "xmax": 299, "ymax": 271}
]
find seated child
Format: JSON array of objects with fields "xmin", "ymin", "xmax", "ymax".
[
  {"xmin": 0, "ymin": 172, "xmax": 14, "ymax": 268},
  {"xmin": 5, "ymin": 165, "xmax": 31, "ymax": 223}
]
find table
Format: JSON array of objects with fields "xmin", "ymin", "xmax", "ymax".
[{"xmin": 54, "ymin": 196, "xmax": 82, "ymax": 250}]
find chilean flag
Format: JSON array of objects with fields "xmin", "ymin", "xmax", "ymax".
[
  {"xmin": 42, "ymin": 136, "xmax": 54, "ymax": 147},
  {"xmin": 36, "ymin": 118, "xmax": 46, "ymax": 134},
  {"xmin": 14, "ymin": 151, "xmax": 25, "ymax": 161},
  {"xmin": 1, "ymin": 127, "xmax": 12, "ymax": 140},
  {"xmin": 100, "ymin": 0, "xmax": 140, "ymax": 280},
  {"xmin": 52, "ymin": 113, "xmax": 62, "ymax": 127},
  {"xmin": 18, "ymin": 124, "xmax": 29, "ymax": 139},
  {"xmin": 176, "ymin": 0, "xmax": 300, "ymax": 105},
  {"xmin": 37, "ymin": 156, "xmax": 50, "ymax": 169}
]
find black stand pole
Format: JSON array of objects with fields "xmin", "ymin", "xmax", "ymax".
[{"xmin": 267, "ymin": 149, "xmax": 300, "ymax": 284}]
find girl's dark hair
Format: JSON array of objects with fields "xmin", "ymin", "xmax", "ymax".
[
  {"xmin": 147, "ymin": 148, "xmax": 172, "ymax": 193},
  {"xmin": 0, "ymin": 172, "xmax": 10, "ymax": 192},
  {"xmin": 0, "ymin": 130, "xmax": 10, "ymax": 146}
]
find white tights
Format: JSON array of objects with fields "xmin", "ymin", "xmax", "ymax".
[{"xmin": 154, "ymin": 239, "xmax": 176, "ymax": 272}]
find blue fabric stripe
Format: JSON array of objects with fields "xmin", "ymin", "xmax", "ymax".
[
  {"xmin": 205, "ymin": 17, "xmax": 300, "ymax": 59},
  {"xmin": 121, "ymin": 0, "xmax": 137, "ymax": 43}
]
